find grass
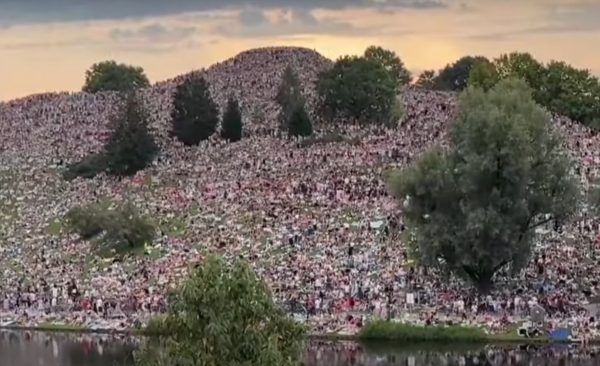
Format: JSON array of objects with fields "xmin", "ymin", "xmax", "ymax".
[
  {"xmin": 359, "ymin": 321, "xmax": 489, "ymax": 343},
  {"xmin": 359, "ymin": 320, "xmax": 551, "ymax": 344},
  {"xmin": 47, "ymin": 219, "xmax": 63, "ymax": 235}
]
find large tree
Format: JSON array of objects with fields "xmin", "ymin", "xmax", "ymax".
[
  {"xmin": 221, "ymin": 96, "xmax": 243, "ymax": 142},
  {"xmin": 137, "ymin": 256, "xmax": 305, "ymax": 366},
  {"xmin": 171, "ymin": 76, "xmax": 219, "ymax": 146},
  {"xmin": 83, "ymin": 60, "xmax": 150, "ymax": 93},
  {"xmin": 388, "ymin": 78, "xmax": 579, "ymax": 292},
  {"xmin": 434, "ymin": 56, "xmax": 489, "ymax": 91},
  {"xmin": 318, "ymin": 55, "xmax": 399, "ymax": 125},
  {"xmin": 364, "ymin": 45, "xmax": 412, "ymax": 87},
  {"xmin": 537, "ymin": 61, "xmax": 600, "ymax": 129},
  {"xmin": 414, "ymin": 70, "xmax": 437, "ymax": 89},
  {"xmin": 468, "ymin": 59, "xmax": 500, "ymax": 91},
  {"xmin": 104, "ymin": 93, "xmax": 159, "ymax": 177}
]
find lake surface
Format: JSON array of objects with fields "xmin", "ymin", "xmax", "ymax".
[{"xmin": 2, "ymin": 330, "xmax": 600, "ymax": 366}]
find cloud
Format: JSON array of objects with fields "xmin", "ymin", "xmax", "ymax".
[
  {"xmin": 215, "ymin": 8, "xmax": 369, "ymax": 38},
  {"xmin": 0, "ymin": 0, "xmax": 447, "ymax": 26},
  {"xmin": 109, "ymin": 23, "xmax": 197, "ymax": 43}
]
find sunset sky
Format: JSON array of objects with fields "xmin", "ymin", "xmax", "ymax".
[{"xmin": 1, "ymin": 0, "xmax": 599, "ymax": 101}]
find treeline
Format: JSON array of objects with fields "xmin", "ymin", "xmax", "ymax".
[{"xmin": 416, "ymin": 52, "xmax": 600, "ymax": 129}]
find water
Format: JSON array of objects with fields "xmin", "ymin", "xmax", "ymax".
[{"xmin": 1, "ymin": 330, "xmax": 600, "ymax": 366}]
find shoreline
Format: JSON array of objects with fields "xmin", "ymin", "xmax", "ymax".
[{"xmin": 0, "ymin": 322, "xmax": 579, "ymax": 345}]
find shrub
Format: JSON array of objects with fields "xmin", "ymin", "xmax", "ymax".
[
  {"xmin": 64, "ymin": 202, "xmax": 155, "ymax": 257},
  {"xmin": 359, "ymin": 321, "xmax": 488, "ymax": 342},
  {"xmin": 63, "ymin": 153, "xmax": 106, "ymax": 181}
]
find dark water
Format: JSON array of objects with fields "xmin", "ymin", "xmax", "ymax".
[{"xmin": 2, "ymin": 330, "xmax": 600, "ymax": 366}]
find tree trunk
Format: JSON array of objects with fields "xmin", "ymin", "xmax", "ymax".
[{"xmin": 474, "ymin": 272, "xmax": 494, "ymax": 294}]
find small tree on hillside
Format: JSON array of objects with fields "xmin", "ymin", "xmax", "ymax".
[
  {"xmin": 221, "ymin": 96, "xmax": 243, "ymax": 142},
  {"xmin": 104, "ymin": 93, "xmax": 159, "ymax": 177},
  {"xmin": 318, "ymin": 55, "xmax": 399, "ymax": 125},
  {"xmin": 364, "ymin": 45, "xmax": 412, "ymax": 87},
  {"xmin": 388, "ymin": 78, "xmax": 579, "ymax": 293},
  {"xmin": 288, "ymin": 102, "xmax": 313, "ymax": 137},
  {"xmin": 276, "ymin": 66, "xmax": 304, "ymax": 129},
  {"xmin": 83, "ymin": 60, "xmax": 150, "ymax": 93},
  {"xmin": 171, "ymin": 76, "xmax": 219, "ymax": 146}
]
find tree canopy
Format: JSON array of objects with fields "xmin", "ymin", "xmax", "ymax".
[
  {"xmin": 83, "ymin": 60, "xmax": 150, "ymax": 93},
  {"xmin": 388, "ymin": 78, "xmax": 580, "ymax": 292},
  {"xmin": 287, "ymin": 102, "xmax": 313, "ymax": 137},
  {"xmin": 468, "ymin": 59, "xmax": 500, "ymax": 92},
  {"xmin": 104, "ymin": 94, "xmax": 159, "ymax": 177},
  {"xmin": 434, "ymin": 56, "xmax": 489, "ymax": 91},
  {"xmin": 137, "ymin": 255, "xmax": 305, "ymax": 366},
  {"xmin": 317, "ymin": 55, "xmax": 399, "ymax": 125},
  {"xmin": 364, "ymin": 45, "xmax": 411, "ymax": 87},
  {"xmin": 221, "ymin": 96, "xmax": 243, "ymax": 142},
  {"xmin": 171, "ymin": 76, "xmax": 219, "ymax": 146}
]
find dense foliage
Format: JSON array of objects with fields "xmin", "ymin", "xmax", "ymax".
[
  {"xmin": 388, "ymin": 79, "xmax": 579, "ymax": 292},
  {"xmin": 82, "ymin": 60, "xmax": 149, "ymax": 93},
  {"xmin": 171, "ymin": 76, "xmax": 219, "ymax": 145},
  {"xmin": 64, "ymin": 93, "xmax": 158, "ymax": 180},
  {"xmin": 364, "ymin": 45, "xmax": 411, "ymax": 87},
  {"xmin": 276, "ymin": 66, "xmax": 313, "ymax": 136},
  {"xmin": 318, "ymin": 55, "xmax": 400, "ymax": 125},
  {"xmin": 433, "ymin": 56, "xmax": 490, "ymax": 91},
  {"xmin": 136, "ymin": 255, "xmax": 305, "ymax": 366},
  {"xmin": 221, "ymin": 96, "xmax": 243, "ymax": 142},
  {"xmin": 64, "ymin": 201, "xmax": 155, "ymax": 257},
  {"xmin": 104, "ymin": 94, "xmax": 159, "ymax": 176}
]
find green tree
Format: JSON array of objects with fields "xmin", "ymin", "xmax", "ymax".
[
  {"xmin": 434, "ymin": 56, "xmax": 489, "ymax": 91},
  {"xmin": 276, "ymin": 66, "xmax": 304, "ymax": 129},
  {"xmin": 221, "ymin": 96, "xmax": 243, "ymax": 142},
  {"xmin": 388, "ymin": 78, "xmax": 579, "ymax": 292},
  {"xmin": 288, "ymin": 102, "xmax": 313, "ymax": 137},
  {"xmin": 137, "ymin": 256, "xmax": 305, "ymax": 366},
  {"xmin": 415, "ymin": 70, "xmax": 437, "ymax": 89},
  {"xmin": 171, "ymin": 76, "xmax": 219, "ymax": 145},
  {"xmin": 83, "ymin": 60, "xmax": 150, "ymax": 93},
  {"xmin": 468, "ymin": 59, "xmax": 500, "ymax": 91},
  {"xmin": 493, "ymin": 52, "xmax": 545, "ymax": 90},
  {"xmin": 104, "ymin": 93, "xmax": 159, "ymax": 177},
  {"xmin": 537, "ymin": 61, "xmax": 600, "ymax": 129},
  {"xmin": 364, "ymin": 45, "xmax": 412, "ymax": 87},
  {"xmin": 318, "ymin": 55, "xmax": 398, "ymax": 125}
]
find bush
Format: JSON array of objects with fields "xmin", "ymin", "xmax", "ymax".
[
  {"xmin": 64, "ymin": 202, "xmax": 155, "ymax": 257},
  {"xmin": 63, "ymin": 153, "xmax": 106, "ymax": 181},
  {"xmin": 359, "ymin": 321, "xmax": 488, "ymax": 342}
]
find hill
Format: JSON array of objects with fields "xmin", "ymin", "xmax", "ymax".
[{"xmin": 0, "ymin": 47, "xmax": 600, "ymax": 334}]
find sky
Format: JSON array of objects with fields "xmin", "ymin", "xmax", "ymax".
[{"xmin": 1, "ymin": 0, "xmax": 600, "ymax": 101}]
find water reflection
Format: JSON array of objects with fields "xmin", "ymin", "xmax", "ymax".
[{"xmin": 1, "ymin": 331, "xmax": 600, "ymax": 366}]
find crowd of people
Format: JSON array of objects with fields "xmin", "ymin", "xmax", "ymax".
[{"xmin": 0, "ymin": 47, "xmax": 600, "ymax": 337}]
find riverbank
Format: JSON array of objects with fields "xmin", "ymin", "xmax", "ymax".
[{"xmin": 0, "ymin": 320, "xmax": 552, "ymax": 344}]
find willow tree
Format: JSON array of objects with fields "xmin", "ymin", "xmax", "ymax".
[
  {"xmin": 388, "ymin": 78, "xmax": 579, "ymax": 292},
  {"xmin": 137, "ymin": 256, "xmax": 305, "ymax": 366}
]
